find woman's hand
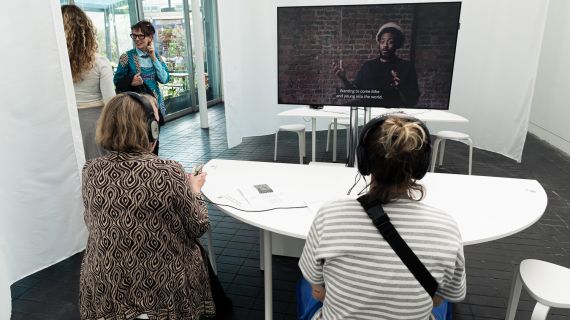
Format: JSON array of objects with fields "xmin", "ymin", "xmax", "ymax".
[
  {"xmin": 432, "ymin": 295, "xmax": 444, "ymax": 307},
  {"xmin": 148, "ymin": 41, "xmax": 156, "ymax": 61},
  {"xmin": 311, "ymin": 284, "xmax": 326, "ymax": 302},
  {"xmin": 131, "ymin": 72, "xmax": 143, "ymax": 86},
  {"xmin": 187, "ymin": 172, "xmax": 207, "ymax": 194}
]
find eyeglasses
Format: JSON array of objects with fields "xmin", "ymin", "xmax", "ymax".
[{"xmin": 130, "ymin": 33, "xmax": 147, "ymax": 40}]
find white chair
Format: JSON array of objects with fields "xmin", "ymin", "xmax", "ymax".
[
  {"xmin": 274, "ymin": 124, "xmax": 306, "ymax": 164},
  {"xmin": 430, "ymin": 130, "xmax": 473, "ymax": 175},
  {"xmin": 505, "ymin": 259, "xmax": 570, "ymax": 320},
  {"xmin": 326, "ymin": 118, "xmax": 350, "ymax": 159}
]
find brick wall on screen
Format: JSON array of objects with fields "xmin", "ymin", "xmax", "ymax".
[
  {"xmin": 278, "ymin": 3, "xmax": 460, "ymax": 109},
  {"xmin": 412, "ymin": 3, "xmax": 461, "ymax": 109}
]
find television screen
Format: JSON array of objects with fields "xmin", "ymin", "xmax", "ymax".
[{"xmin": 277, "ymin": 2, "xmax": 461, "ymax": 109}]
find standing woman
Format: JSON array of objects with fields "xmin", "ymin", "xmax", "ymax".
[
  {"xmin": 62, "ymin": 5, "xmax": 115, "ymax": 160},
  {"xmin": 114, "ymin": 20, "xmax": 170, "ymax": 117}
]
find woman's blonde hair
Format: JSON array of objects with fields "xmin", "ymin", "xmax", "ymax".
[
  {"xmin": 96, "ymin": 94, "xmax": 153, "ymax": 152},
  {"xmin": 364, "ymin": 116, "xmax": 431, "ymax": 203},
  {"xmin": 61, "ymin": 5, "xmax": 97, "ymax": 83}
]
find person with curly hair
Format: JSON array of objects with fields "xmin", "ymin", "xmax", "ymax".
[{"xmin": 62, "ymin": 4, "xmax": 115, "ymax": 160}]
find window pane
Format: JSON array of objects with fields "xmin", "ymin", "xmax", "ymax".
[
  {"xmin": 143, "ymin": 0, "xmax": 196, "ymax": 116},
  {"xmin": 202, "ymin": 0, "xmax": 221, "ymax": 101},
  {"xmin": 72, "ymin": 0, "xmax": 137, "ymax": 72}
]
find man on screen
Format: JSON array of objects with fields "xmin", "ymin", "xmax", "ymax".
[{"xmin": 332, "ymin": 22, "xmax": 420, "ymax": 107}]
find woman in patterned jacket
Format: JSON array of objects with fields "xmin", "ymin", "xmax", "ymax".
[{"xmin": 79, "ymin": 93, "xmax": 214, "ymax": 319}]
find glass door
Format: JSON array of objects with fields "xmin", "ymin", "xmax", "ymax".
[
  {"xmin": 63, "ymin": 0, "xmax": 222, "ymax": 117},
  {"xmin": 71, "ymin": 0, "xmax": 138, "ymax": 72},
  {"xmin": 142, "ymin": 0, "xmax": 197, "ymax": 116},
  {"xmin": 201, "ymin": 0, "xmax": 222, "ymax": 103}
]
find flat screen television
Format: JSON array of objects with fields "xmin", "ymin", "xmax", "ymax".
[{"xmin": 277, "ymin": 2, "xmax": 461, "ymax": 109}]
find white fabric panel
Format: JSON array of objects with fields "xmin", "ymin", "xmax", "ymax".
[
  {"xmin": 218, "ymin": 0, "xmax": 549, "ymax": 161},
  {"xmin": 445, "ymin": 0, "xmax": 548, "ymax": 161},
  {"xmin": 218, "ymin": 0, "xmax": 280, "ymax": 148},
  {"xmin": 529, "ymin": 0, "xmax": 570, "ymax": 156},
  {"xmin": 0, "ymin": 0, "xmax": 88, "ymax": 317},
  {"xmin": 0, "ymin": 243, "xmax": 10, "ymax": 320}
]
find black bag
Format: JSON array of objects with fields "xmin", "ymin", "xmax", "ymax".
[
  {"xmin": 197, "ymin": 243, "xmax": 233, "ymax": 319},
  {"xmin": 114, "ymin": 53, "xmax": 157, "ymax": 97},
  {"xmin": 357, "ymin": 195, "xmax": 438, "ymax": 297},
  {"xmin": 115, "ymin": 74, "xmax": 155, "ymax": 96}
]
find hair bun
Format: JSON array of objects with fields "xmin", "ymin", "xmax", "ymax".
[{"xmin": 381, "ymin": 118, "xmax": 426, "ymax": 158}]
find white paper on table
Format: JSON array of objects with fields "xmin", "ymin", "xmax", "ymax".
[{"xmin": 216, "ymin": 184, "xmax": 306, "ymax": 212}]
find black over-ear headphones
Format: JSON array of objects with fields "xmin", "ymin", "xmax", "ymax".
[
  {"xmin": 356, "ymin": 114, "xmax": 431, "ymax": 180},
  {"xmin": 124, "ymin": 92, "xmax": 159, "ymax": 142}
]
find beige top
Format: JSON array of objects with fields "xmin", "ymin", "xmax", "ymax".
[{"xmin": 74, "ymin": 54, "xmax": 115, "ymax": 108}]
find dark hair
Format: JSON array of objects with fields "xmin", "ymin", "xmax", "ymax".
[
  {"xmin": 377, "ymin": 27, "xmax": 405, "ymax": 49},
  {"xmin": 364, "ymin": 116, "xmax": 430, "ymax": 203},
  {"xmin": 131, "ymin": 20, "xmax": 155, "ymax": 36}
]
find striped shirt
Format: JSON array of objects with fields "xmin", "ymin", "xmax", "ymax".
[{"xmin": 299, "ymin": 198, "xmax": 466, "ymax": 320}]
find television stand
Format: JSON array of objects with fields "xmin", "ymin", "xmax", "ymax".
[{"xmin": 309, "ymin": 104, "xmax": 324, "ymax": 109}]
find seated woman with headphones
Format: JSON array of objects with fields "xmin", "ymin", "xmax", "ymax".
[
  {"xmin": 299, "ymin": 115, "xmax": 466, "ymax": 319},
  {"xmin": 79, "ymin": 93, "xmax": 215, "ymax": 319}
]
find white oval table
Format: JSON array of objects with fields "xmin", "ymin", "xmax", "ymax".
[{"xmin": 201, "ymin": 159, "xmax": 547, "ymax": 320}]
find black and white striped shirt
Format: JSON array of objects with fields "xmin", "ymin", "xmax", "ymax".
[{"xmin": 299, "ymin": 198, "xmax": 466, "ymax": 320}]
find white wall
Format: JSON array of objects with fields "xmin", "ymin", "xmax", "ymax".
[
  {"xmin": 0, "ymin": 0, "xmax": 87, "ymax": 317},
  {"xmin": 218, "ymin": 0, "xmax": 549, "ymax": 162},
  {"xmin": 529, "ymin": 0, "xmax": 570, "ymax": 156}
]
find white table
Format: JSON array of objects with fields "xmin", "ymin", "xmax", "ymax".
[
  {"xmin": 278, "ymin": 106, "xmax": 468, "ymax": 163},
  {"xmin": 202, "ymin": 159, "xmax": 547, "ymax": 320}
]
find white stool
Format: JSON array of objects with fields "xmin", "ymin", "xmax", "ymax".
[
  {"xmin": 430, "ymin": 130, "xmax": 473, "ymax": 175},
  {"xmin": 505, "ymin": 259, "xmax": 570, "ymax": 320},
  {"xmin": 326, "ymin": 118, "xmax": 350, "ymax": 160},
  {"xmin": 274, "ymin": 124, "xmax": 306, "ymax": 164}
]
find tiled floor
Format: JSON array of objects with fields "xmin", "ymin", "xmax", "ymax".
[{"xmin": 11, "ymin": 103, "xmax": 570, "ymax": 320}]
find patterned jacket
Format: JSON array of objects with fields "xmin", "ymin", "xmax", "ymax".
[
  {"xmin": 79, "ymin": 151, "xmax": 215, "ymax": 320},
  {"xmin": 114, "ymin": 49, "xmax": 170, "ymax": 114}
]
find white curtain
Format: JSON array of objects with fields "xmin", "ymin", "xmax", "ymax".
[
  {"xmin": 0, "ymin": 0, "xmax": 88, "ymax": 318},
  {"xmin": 218, "ymin": 0, "xmax": 549, "ymax": 162},
  {"xmin": 529, "ymin": 0, "xmax": 570, "ymax": 156}
]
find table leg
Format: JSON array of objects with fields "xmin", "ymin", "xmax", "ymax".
[
  {"xmin": 333, "ymin": 118, "xmax": 338, "ymax": 162},
  {"xmin": 505, "ymin": 267, "xmax": 522, "ymax": 320},
  {"xmin": 263, "ymin": 230, "xmax": 273, "ymax": 320},
  {"xmin": 259, "ymin": 229, "xmax": 264, "ymax": 271},
  {"xmin": 312, "ymin": 118, "xmax": 317, "ymax": 162}
]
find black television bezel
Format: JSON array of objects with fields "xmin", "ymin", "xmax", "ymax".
[{"xmin": 276, "ymin": 2, "xmax": 462, "ymax": 109}]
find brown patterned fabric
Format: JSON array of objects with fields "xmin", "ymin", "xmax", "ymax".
[
  {"xmin": 79, "ymin": 151, "xmax": 215, "ymax": 320},
  {"xmin": 119, "ymin": 53, "xmax": 129, "ymax": 67}
]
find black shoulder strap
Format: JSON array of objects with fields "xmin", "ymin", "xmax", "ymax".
[{"xmin": 357, "ymin": 195, "xmax": 438, "ymax": 297}]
